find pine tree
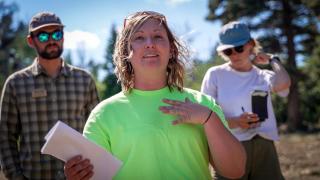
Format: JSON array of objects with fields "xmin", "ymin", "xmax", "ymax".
[
  {"xmin": 0, "ymin": 2, "xmax": 32, "ymax": 92},
  {"xmin": 101, "ymin": 24, "xmax": 121, "ymax": 99}
]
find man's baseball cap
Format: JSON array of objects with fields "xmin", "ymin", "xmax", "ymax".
[
  {"xmin": 216, "ymin": 21, "xmax": 251, "ymax": 51},
  {"xmin": 29, "ymin": 12, "xmax": 64, "ymax": 33}
]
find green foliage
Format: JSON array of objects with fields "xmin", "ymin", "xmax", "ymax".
[
  {"xmin": 64, "ymin": 51, "xmax": 73, "ymax": 65},
  {"xmin": 104, "ymin": 24, "xmax": 117, "ymax": 74},
  {"xmin": 9, "ymin": 24, "xmax": 34, "ymax": 64},
  {"xmin": 272, "ymin": 95, "xmax": 288, "ymax": 124},
  {"xmin": 185, "ymin": 60, "xmax": 210, "ymax": 91},
  {"xmin": 0, "ymin": 1, "xmax": 32, "ymax": 92},
  {"xmin": 101, "ymin": 24, "xmax": 121, "ymax": 100},
  {"xmin": 87, "ymin": 59, "xmax": 100, "ymax": 80},
  {"xmin": 299, "ymin": 36, "xmax": 320, "ymax": 126},
  {"xmin": 207, "ymin": 0, "xmax": 320, "ymax": 57},
  {"xmin": 185, "ymin": 56, "xmax": 225, "ymax": 91}
]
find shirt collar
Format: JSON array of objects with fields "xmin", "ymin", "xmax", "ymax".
[{"xmin": 31, "ymin": 58, "xmax": 71, "ymax": 77}]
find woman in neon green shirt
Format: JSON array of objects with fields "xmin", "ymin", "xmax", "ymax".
[{"xmin": 64, "ymin": 11, "xmax": 246, "ymax": 180}]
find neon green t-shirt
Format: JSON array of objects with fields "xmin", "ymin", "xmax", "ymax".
[{"xmin": 83, "ymin": 87, "xmax": 227, "ymax": 180}]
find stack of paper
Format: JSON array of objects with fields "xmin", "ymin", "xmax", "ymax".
[{"xmin": 41, "ymin": 121, "xmax": 122, "ymax": 180}]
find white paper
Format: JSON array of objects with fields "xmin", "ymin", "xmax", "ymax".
[{"xmin": 41, "ymin": 121, "xmax": 122, "ymax": 180}]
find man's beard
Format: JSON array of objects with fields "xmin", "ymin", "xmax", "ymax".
[{"xmin": 38, "ymin": 43, "xmax": 63, "ymax": 60}]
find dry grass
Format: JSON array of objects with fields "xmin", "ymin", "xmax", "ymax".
[
  {"xmin": 276, "ymin": 133, "xmax": 320, "ymax": 180},
  {"xmin": 1, "ymin": 133, "xmax": 319, "ymax": 180}
]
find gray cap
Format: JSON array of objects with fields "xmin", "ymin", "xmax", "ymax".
[
  {"xmin": 216, "ymin": 21, "xmax": 251, "ymax": 51},
  {"xmin": 29, "ymin": 12, "xmax": 64, "ymax": 33}
]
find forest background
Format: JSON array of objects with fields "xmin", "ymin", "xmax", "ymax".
[{"xmin": 1, "ymin": 1, "xmax": 320, "ymax": 179}]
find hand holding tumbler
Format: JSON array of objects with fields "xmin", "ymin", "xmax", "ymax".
[{"xmin": 251, "ymin": 90, "xmax": 268, "ymax": 122}]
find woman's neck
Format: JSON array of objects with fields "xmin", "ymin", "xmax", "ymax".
[
  {"xmin": 229, "ymin": 61, "xmax": 253, "ymax": 72},
  {"xmin": 134, "ymin": 75, "xmax": 167, "ymax": 91}
]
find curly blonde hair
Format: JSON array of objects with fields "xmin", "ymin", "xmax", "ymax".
[{"xmin": 113, "ymin": 11, "xmax": 189, "ymax": 93}]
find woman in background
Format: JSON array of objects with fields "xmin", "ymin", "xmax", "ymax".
[{"xmin": 201, "ymin": 21, "xmax": 290, "ymax": 180}]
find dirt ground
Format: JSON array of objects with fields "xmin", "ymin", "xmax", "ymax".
[
  {"xmin": 276, "ymin": 132, "xmax": 320, "ymax": 180},
  {"xmin": 1, "ymin": 133, "xmax": 319, "ymax": 180}
]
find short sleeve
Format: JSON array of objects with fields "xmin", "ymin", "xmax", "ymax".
[
  {"xmin": 83, "ymin": 108, "xmax": 111, "ymax": 152},
  {"xmin": 201, "ymin": 68, "xmax": 218, "ymax": 99},
  {"xmin": 200, "ymin": 94, "xmax": 229, "ymax": 130},
  {"xmin": 266, "ymin": 70, "xmax": 290, "ymax": 97},
  {"xmin": 211, "ymin": 97, "xmax": 229, "ymax": 129}
]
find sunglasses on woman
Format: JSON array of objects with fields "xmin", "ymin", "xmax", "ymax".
[
  {"xmin": 32, "ymin": 30, "xmax": 63, "ymax": 43},
  {"xmin": 222, "ymin": 45, "xmax": 245, "ymax": 56}
]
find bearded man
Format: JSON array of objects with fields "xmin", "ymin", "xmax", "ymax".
[{"xmin": 0, "ymin": 12, "xmax": 99, "ymax": 180}]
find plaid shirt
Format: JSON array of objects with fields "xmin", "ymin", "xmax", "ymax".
[{"xmin": 0, "ymin": 60, "xmax": 100, "ymax": 179}]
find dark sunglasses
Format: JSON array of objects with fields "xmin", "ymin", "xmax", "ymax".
[
  {"xmin": 32, "ymin": 30, "xmax": 63, "ymax": 43},
  {"xmin": 222, "ymin": 45, "xmax": 245, "ymax": 56},
  {"xmin": 123, "ymin": 11, "xmax": 166, "ymax": 28}
]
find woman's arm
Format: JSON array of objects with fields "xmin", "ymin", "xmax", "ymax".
[
  {"xmin": 204, "ymin": 112, "xmax": 246, "ymax": 179},
  {"xmin": 254, "ymin": 53, "xmax": 291, "ymax": 93},
  {"xmin": 159, "ymin": 98, "xmax": 246, "ymax": 179},
  {"xmin": 269, "ymin": 57, "xmax": 291, "ymax": 92}
]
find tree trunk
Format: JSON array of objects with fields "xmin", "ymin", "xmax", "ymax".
[
  {"xmin": 282, "ymin": 0, "xmax": 302, "ymax": 132},
  {"xmin": 287, "ymin": 81, "xmax": 301, "ymax": 131}
]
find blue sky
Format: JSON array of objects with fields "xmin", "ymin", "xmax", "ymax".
[{"xmin": 7, "ymin": 0, "xmax": 222, "ymax": 66}]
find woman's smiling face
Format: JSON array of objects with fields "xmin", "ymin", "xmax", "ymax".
[{"xmin": 129, "ymin": 18, "xmax": 171, "ymax": 77}]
